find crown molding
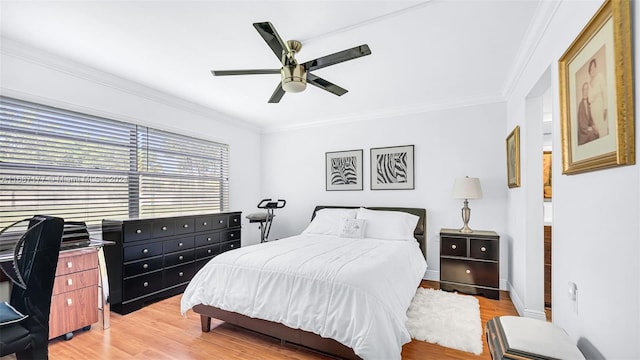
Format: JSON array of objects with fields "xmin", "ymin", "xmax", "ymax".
[{"xmin": 0, "ymin": 36, "xmax": 259, "ymax": 133}]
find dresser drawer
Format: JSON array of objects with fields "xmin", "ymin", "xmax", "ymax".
[
  {"xmin": 124, "ymin": 273, "xmax": 163, "ymax": 300},
  {"xmin": 165, "ymin": 263, "xmax": 195, "ymax": 288},
  {"xmin": 49, "ymin": 285, "xmax": 99, "ymax": 339},
  {"xmin": 152, "ymin": 219, "xmax": 175, "ymax": 238},
  {"xmin": 470, "ymin": 239, "xmax": 498, "ymax": 261},
  {"xmin": 195, "ymin": 232, "xmax": 220, "ymax": 247},
  {"xmin": 441, "ymin": 236, "xmax": 467, "ymax": 257},
  {"xmin": 229, "ymin": 214, "xmax": 241, "ymax": 228},
  {"xmin": 196, "ymin": 244, "xmax": 220, "ymax": 259},
  {"xmin": 175, "ymin": 218, "xmax": 195, "ymax": 235},
  {"xmin": 441, "ymin": 258, "xmax": 498, "ymax": 288},
  {"xmin": 124, "ymin": 242, "xmax": 163, "ymax": 262},
  {"xmin": 123, "ymin": 221, "xmax": 152, "ymax": 242},
  {"xmin": 164, "ymin": 249, "xmax": 195, "ymax": 268},
  {"xmin": 221, "ymin": 239, "xmax": 241, "ymax": 253},
  {"xmin": 164, "ymin": 236, "xmax": 195, "ymax": 254},
  {"xmin": 56, "ymin": 249, "xmax": 99, "ymax": 276},
  {"xmin": 221, "ymin": 229, "xmax": 240, "ymax": 243},
  {"xmin": 195, "ymin": 215, "xmax": 213, "ymax": 232},
  {"xmin": 124, "ymin": 256, "xmax": 163, "ymax": 278},
  {"xmin": 53, "ymin": 268, "xmax": 99, "ymax": 295},
  {"xmin": 211, "ymin": 214, "xmax": 228, "ymax": 230}
]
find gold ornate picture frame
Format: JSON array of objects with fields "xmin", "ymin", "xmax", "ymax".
[
  {"xmin": 506, "ymin": 126, "xmax": 520, "ymax": 188},
  {"xmin": 558, "ymin": 0, "xmax": 635, "ymax": 175}
]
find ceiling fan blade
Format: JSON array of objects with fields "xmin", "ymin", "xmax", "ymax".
[
  {"xmin": 253, "ymin": 22, "xmax": 288, "ymax": 63},
  {"xmin": 307, "ymin": 73, "xmax": 347, "ymax": 96},
  {"xmin": 303, "ymin": 44, "xmax": 371, "ymax": 72},
  {"xmin": 268, "ymin": 83, "xmax": 285, "ymax": 103},
  {"xmin": 212, "ymin": 69, "xmax": 280, "ymax": 76}
]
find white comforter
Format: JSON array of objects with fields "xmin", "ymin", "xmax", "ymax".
[{"xmin": 180, "ymin": 234, "xmax": 427, "ymax": 360}]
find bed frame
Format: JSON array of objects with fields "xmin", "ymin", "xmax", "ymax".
[{"xmin": 192, "ymin": 206, "xmax": 427, "ymax": 360}]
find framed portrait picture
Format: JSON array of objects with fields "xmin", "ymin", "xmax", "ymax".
[
  {"xmin": 543, "ymin": 151, "xmax": 552, "ymax": 199},
  {"xmin": 506, "ymin": 126, "xmax": 520, "ymax": 188},
  {"xmin": 325, "ymin": 149, "xmax": 363, "ymax": 191},
  {"xmin": 558, "ymin": 0, "xmax": 634, "ymax": 175},
  {"xmin": 370, "ymin": 145, "xmax": 414, "ymax": 190}
]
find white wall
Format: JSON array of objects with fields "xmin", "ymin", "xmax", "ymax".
[
  {"xmin": 261, "ymin": 102, "xmax": 509, "ymax": 284},
  {"xmin": 506, "ymin": 1, "xmax": 639, "ymax": 358},
  {"xmin": 0, "ymin": 39, "xmax": 263, "ymax": 245}
]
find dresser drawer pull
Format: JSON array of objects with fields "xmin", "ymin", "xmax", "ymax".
[
  {"xmin": 207, "ymin": 237, "xmax": 212, "ymax": 241},
  {"xmin": 233, "ymin": 218, "xmax": 238, "ymax": 223},
  {"xmin": 67, "ymin": 261, "xmax": 73, "ymax": 268},
  {"xmin": 136, "ymin": 229, "xmax": 142, "ymax": 234},
  {"xmin": 207, "ymin": 249, "xmax": 212, "ymax": 254},
  {"xmin": 178, "ymin": 242, "xmax": 183, "ymax": 247},
  {"xmin": 219, "ymin": 220, "xmax": 224, "ymax": 224},
  {"xmin": 143, "ymin": 263, "xmax": 149, "ymax": 269},
  {"xmin": 142, "ymin": 248, "xmax": 149, "ymax": 254},
  {"xmin": 480, "ymin": 246, "xmax": 487, "ymax": 252},
  {"xmin": 66, "ymin": 298, "xmax": 73, "ymax": 306},
  {"xmin": 67, "ymin": 278, "xmax": 73, "ymax": 286},
  {"xmin": 178, "ymin": 272, "xmax": 184, "ymax": 277},
  {"xmin": 230, "ymin": 244, "xmax": 235, "ymax": 248},
  {"xmin": 203, "ymin": 221, "xmax": 208, "ymax": 226},
  {"xmin": 451, "ymin": 244, "xmax": 457, "ymax": 250},
  {"xmin": 465, "ymin": 269, "xmax": 471, "ymax": 274},
  {"xmin": 178, "ymin": 255, "xmax": 184, "ymax": 260},
  {"xmin": 161, "ymin": 226, "xmax": 167, "ymax": 231},
  {"xmin": 143, "ymin": 282, "xmax": 149, "ymax": 287},
  {"xmin": 182, "ymin": 224, "xmax": 189, "ymax": 228},
  {"xmin": 230, "ymin": 233, "xmax": 235, "ymax": 238}
]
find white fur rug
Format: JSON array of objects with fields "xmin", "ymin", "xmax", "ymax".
[{"xmin": 406, "ymin": 288, "xmax": 483, "ymax": 355}]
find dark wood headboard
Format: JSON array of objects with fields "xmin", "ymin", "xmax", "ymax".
[{"xmin": 311, "ymin": 206, "xmax": 427, "ymax": 259}]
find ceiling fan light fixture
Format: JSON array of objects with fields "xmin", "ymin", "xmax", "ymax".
[{"xmin": 281, "ymin": 65, "xmax": 307, "ymax": 93}]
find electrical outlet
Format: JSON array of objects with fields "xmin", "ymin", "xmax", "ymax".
[{"xmin": 568, "ymin": 281, "xmax": 578, "ymax": 314}]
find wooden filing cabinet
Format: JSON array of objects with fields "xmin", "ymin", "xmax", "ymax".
[
  {"xmin": 439, "ymin": 228, "xmax": 500, "ymax": 299},
  {"xmin": 49, "ymin": 248, "xmax": 99, "ymax": 340}
]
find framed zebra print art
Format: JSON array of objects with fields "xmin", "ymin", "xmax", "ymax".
[
  {"xmin": 325, "ymin": 149, "xmax": 363, "ymax": 191},
  {"xmin": 370, "ymin": 145, "xmax": 415, "ymax": 190}
]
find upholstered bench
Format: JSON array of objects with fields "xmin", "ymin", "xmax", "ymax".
[{"xmin": 486, "ymin": 316, "xmax": 585, "ymax": 359}]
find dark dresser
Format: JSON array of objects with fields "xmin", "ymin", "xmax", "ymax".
[
  {"xmin": 102, "ymin": 212, "xmax": 241, "ymax": 314},
  {"xmin": 439, "ymin": 228, "xmax": 500, "ymax": 299}
]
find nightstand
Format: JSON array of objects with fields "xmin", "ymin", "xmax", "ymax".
[{"xmin": 439, "ymin": 228, "xmax": 500, "ymax": 299}]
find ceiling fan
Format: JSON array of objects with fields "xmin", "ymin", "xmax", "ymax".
[{"xmin": 211, "ymin": 22, "xmax": 372, "ymax": 103}]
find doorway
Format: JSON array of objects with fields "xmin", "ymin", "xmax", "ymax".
[{"xmin": 542, "ymin": 88, "xmax": 553, "ymax": 321}]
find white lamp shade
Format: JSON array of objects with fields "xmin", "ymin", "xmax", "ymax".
[{"xmin": 452, "ymin": 177, "xmax": 483, "ymax": 200}]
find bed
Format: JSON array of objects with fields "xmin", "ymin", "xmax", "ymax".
[{"xmin": 180, "ymin": 206, "xmax": 427, "ymax": 360}]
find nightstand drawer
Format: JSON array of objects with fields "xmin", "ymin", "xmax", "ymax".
[
  {"xmin": 470, "ymin": 239, "xmax": 498, "ymax": 260},
  {"xmin": 441, "ymin": 236, "xmax": 467, "ymax": 257},
  {"xmin": 440, "ymin": 258, "xmax": 498, "ymax": 288},
  {"xmin": 53, "ymin": 268, "xmax": 99, "ymax": 295}
]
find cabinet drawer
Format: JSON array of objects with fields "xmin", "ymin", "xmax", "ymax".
[
  {"xmin": 441, "ymin": 236, "xmax": 467, "ymax": 257},
  {"xmin": 124, "ymin": 242, "xmax": 163, "ymax": 262},
  {"xmin": 195, "ymin": 215, "xmax": 213, "ymax": 232},
  {"xmin": 165, "ymin": 263, "xmax": 195, "ymax": 288},
  {"xmin": 470, "ymin": 239, "xmax": 498, "ymax": 261},
  {"xmin": 123, "ymin": 221, "xmax": 152, "ymax": 242},
  {"xmin": 164, "ymin": 249, "xmax": 195, "ymax": 268},
  {"xmin": 221, "ymin": 229, "xmax": 240, "ymax": 243},
  {"xmin": 440, "ymin": 258, "xmax": 498, "ymax": 288},
  {"xmin": 56, "ymin": 249, "xmax": 98, "ymax": 276},
  {"xmin": 211, "ymin": 215, "xmax": 228, "ymax": 230},
  {"xmin": 175, "ymin": 218, "xmax": 195, "ymax": 235},
  {"xmin": 49, "ymin": 285, "xmax": 98, "ymax": 339},
  {"xmin": 152, "ymin": 220, "xmax": 175, "ymax": 238},
  {"xmin": 229, "ymin": 214, "xmax": 241, "ymax": 228},
  {"xmin": 124, "ymin": 256, "xmax": 163, "ymax": 278},
  {"xmin": 124, "ymin": 273, "xmax": 163, "ymax": 300},
  {"xmin": 53, "ymin": 268, "xmax": 99, "ymax": 295},
  {"xmin": 164, "ymin": 236, "xmax": 194, "ymax": 254},
  {"xmin": 221, "ymin": 239, "xmax": 240, "ymax": 253},
  {"xmin": 195, "ymin": 232, "xmax": 220, "ymax": 247},
  {"xmin": 196, "ymin": 244, "xmax": 220, "ymax": 259}
]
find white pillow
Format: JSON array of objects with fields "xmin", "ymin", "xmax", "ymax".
[
  {"xmin": 356, "ymin": 208, "xmax": 419, "ymax": 240},
  {"xmin": 302, "ymin": 208, "xmax": 358, "ymax": 236},
  {"xmin": 338, "ymin": 218, "xmax": 366, "ymax": 238}
]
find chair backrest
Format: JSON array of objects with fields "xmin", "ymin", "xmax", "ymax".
[{"xmin": 7, "ymin": 216, "xmax": 63, "ymax": 334}]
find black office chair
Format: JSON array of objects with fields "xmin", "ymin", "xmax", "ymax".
[{"xmin": 0, "ymin": 215, "xmax": 64, "ymax": 359}]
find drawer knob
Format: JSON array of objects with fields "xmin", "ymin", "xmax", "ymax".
[
  {"xmin": 451, "ymin": 244, "xmax": 457, "ymax": 250},
  {"xmin": 203, "ymin": 221, "xmax": 208, "ymax": 226},
  {"xmin": 481, "ymin": 246, "xmax": 487, "ymax": 252},
  {"xmin": 136, "ymin": 229, "xmax": 142, "ymax": 234},
  {"xmin": 143, "ymin": 282, "xmax": 149, "ymax": 287},
  {"xmin": 161, "ymin": 226, "xmax": 167, "ymax": 231},
  {"xmin": 183, "ymin": 224, "xmax": 189, "ymax": 228},
  {"xmin": 143, "ymin": 248, "xmax": 149, "ymax": 254},
  {"xmin": 219, "ymin": 220, "xmax": 224, "ymax": 224},
  {"xmin": 178, "ymin": 255, "xmax": 184, "ymax": 260},
  {"xmin": 143, "ymin": 263, "xmax": 149, "ymax": 269},
  {"xmin": 466, "ymin": 269, "xmax": 471, "ymax": 274},
  {"xmin": 67, "ymin": 298, "xmax": 73, "ymax": 306},
  {"xmin": 178, "ymin": 272, "xmax": 184, "ymax": 277},
  {"xmin": 67, "ymin": 278, "xmax": 73, "ymax": 286},
  {"xmin": 230, "ymin": 233, "xmax": 234, "ymax": 238},
  {"xmin": 67, "ymin": 261, "xmax": 73, "ymax": 268},
  {"xmin": 233, "ymin": 218, "xmax": 238, "ymax": 223},
  {"xmin": 207, "ymin": 237, "xmax": 212, "ymax": 241},
  {"xmin": 230, "ymin": 244, "xmax": 235, "ymax": 248},
  {"xmin": 207, "ymin": 249, "xmax": 212, "ymax": 254},
  {"xmin": 178, "ymin": 242, "xmax": 183, "ymax": 247}
]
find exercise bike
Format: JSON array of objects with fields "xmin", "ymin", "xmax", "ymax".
[{"xmin": 246, "ymin": 199, "xmax": 286, "ymax": 243}]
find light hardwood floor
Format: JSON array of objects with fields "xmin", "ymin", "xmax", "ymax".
[{"xmin": 46, "ymin": 281, "xmax": 517, "ymax": 359}]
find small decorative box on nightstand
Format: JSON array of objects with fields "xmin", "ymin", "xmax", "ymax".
[{"xmin": 439, "ymin": 228, "xmax": 500, "ymax": 299}]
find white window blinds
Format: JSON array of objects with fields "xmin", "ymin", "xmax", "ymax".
[{"xmin": 0, "ymin": 96, "xmax": 229, "ymax": 231}]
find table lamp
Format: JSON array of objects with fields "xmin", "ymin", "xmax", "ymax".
[{"xmin": 452, "ymin": 176, "xmax": 483, "ymax": 233}]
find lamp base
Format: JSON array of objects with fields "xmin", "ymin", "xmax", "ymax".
[
  {"xmin": 459, "ymin": 199, "xmax": 474, "ymax": 233},
  {"xmin": 459, "ymin": 225, "xmax": 473, "ymax": 233}
]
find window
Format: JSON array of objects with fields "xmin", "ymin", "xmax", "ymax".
[{"xmin": 0, "ymin": 96, "xmax": 229, "ymax": 233}]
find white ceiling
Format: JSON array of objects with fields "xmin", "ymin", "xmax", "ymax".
[{"xmin": 0, "ymin": 0, "xmax": 544, "ymax": 131}]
